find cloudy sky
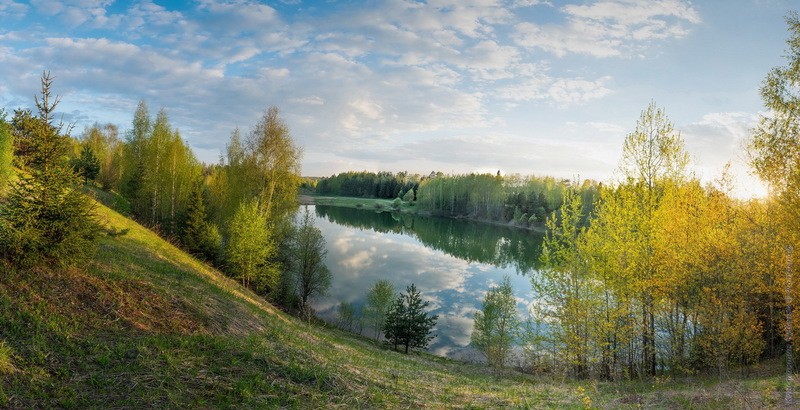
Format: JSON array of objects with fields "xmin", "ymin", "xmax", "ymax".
[{"xmin": 0, "ymin": 0, "xmax": 794, "ymax": 196}]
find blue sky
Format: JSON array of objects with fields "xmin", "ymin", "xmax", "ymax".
[{"xmin": 0, "ymin": 0, "xmax": 794, "ymax": 196}]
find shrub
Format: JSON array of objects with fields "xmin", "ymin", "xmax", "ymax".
[{"xmin": 403, "ymin": 188, "xmax": 415, "ymax": 202}]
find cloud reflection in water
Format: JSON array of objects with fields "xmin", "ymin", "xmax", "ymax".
[{"xmin": 308, "ymin": 205, "xmax": 541, "ymax": 359}]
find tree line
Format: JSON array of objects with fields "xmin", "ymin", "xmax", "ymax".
[
  {"xmin": 315, "ymin": 168, "xmax": 598, "ymax": 228},
  {"xmin": 316, "ymin": 171, "xmax": 420, "ymax": 200}
]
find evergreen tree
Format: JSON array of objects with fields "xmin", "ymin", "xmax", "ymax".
[
  {"xmin": 73, "ymin": 144, "xmax": 100, "ymax": 183},
  {"xmin": 121, "ymin": 100, "xmax": 150, "ymax": 217},
  {"xmin": 471, "ymin": 275, "xmax": 519, "ymax": 372},
  {"xmin": 182, "ymin": 181, "xmax": 221, "ymax": 263},
  {"xmin": 383, "ymin": 284, "xmax": 438, "ymax": 354},
  {"xmin": 0, "ymin": 71, "xmax": 100, "ymax": 267}
]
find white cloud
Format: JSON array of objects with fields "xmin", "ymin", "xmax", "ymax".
[
  {"xmin": 29, "ymin": 0, "xmax": 120, "ymax": 28},
  {"xmin": 290, "ymin": 96, "xmax": 325, "ymax": 106},
  {"xmin": 513, "ymin": 0, "xmax": 546, "ymax": 7},
  {"xmin": 493, "ymin": 64, "xmax": 612, "ymax": 106},
  {"xmin": 548, "ymin": 76, "xmax": 613, "ymax": 106},
  {"xmin": 0, "ymin": 0, "xmax": 28, "ymax": 17},
  {"xmin": 514, "ymin": 0, "xmax": 701, "ymax": 57},
  {"xmin": 564, "ymin": 0, "xmax": 700, "ymax": 26},
  {"xmin": 197, "ymin": 0, "xmax": 279, "ymax": 30}
]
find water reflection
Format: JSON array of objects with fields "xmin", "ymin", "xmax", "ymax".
[
  {"xmin": 308, "ymin": 205, "xmax": 544, "ymax": 359},
  {"xmin": 315, "ymin": 206, "xmax": 542, "ymax": 273}
]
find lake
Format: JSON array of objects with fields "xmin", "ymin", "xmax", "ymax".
[{"xmin": 307, "ymin": 204, "xmax": 544, "ymax": 360}]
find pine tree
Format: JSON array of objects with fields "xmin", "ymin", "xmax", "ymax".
[
  {"xmin": 0, "ymin": 71, "xmax": 100, "ymax": 267},
  {"xmin": 383, "ymin": 284, "xmax": 438, "ymax": 354},
  {"xmin": 121, "ymin": 100, "xmax": 150, "ymax": 217},
  {"xmin": 182, "ymin": 181, "xmax": 221, "ymax": 263},
  {"xmin": 73, "ymin": 144, "xmax": 100, "ymax": 183}
]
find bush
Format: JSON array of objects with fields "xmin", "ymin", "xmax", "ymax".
[
  {"xmin": 403, "ymin": 188, "xmax": 415, "ymax": 202},
  {"xmin": 392, "ymin": 197, "xmax": 402, "ymax": 209}
]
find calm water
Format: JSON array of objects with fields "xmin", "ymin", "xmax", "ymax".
[{"xmin": 307, "ymin": 205, "xmax": 544, "ymax": 360}]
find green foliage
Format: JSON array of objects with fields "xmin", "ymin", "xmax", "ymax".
[
  {"xmin": 80, "ymin": 123, "xmax": 123, "ymax": 190},
  {"xmin": 0, "ymin": 71, "xmax": 101, "ymax": 268},
  {"xmin": 120, "ymin": 100, "xmax": 150, "ymax": 216},
  {"xmin": 383, "ymin": 284, "xmax": 438, "ymax": 354},
  {"xmin": 9, "ymin": 108, "xmax": 46, "ymax": 165},
  {"xmin": 72, "ymin": 144, "xmax": 100, "ymax": 183},
  {"xmin": 316, "ymin": 170, "xmax": 419, "ymax": 199},
  {"xmin": 471, "ymin": 275, "xmax": 519, "ymax": 372},
  {"xmin": 391, "ymin": 197, "xmax": 402, "ymax": 209},
  {"xmin": 247, "ymin": 106, "xmax": 302, "ymax": 222},
  {"xmin": 182, "ymin": 181, "xmax": 221, "ymax": 263},
  {"xmin": 119, "ymin": 103, "xmax": 200, "ymax": 234},
  {"xmin": 224, "ymin": 198, "xmax": 275, "ymax": 290},
  {"xmin": 621, "ymin": 102, "xmax": 688, "ymax": 188},
  {"xmin": 536, "ymin": 187, "xmax": 596, "ymax": 377},
  {"xmin": 201, "ymin": 109, "xmax": 303, "ymax": 304},
  {"xmin": 0, "ymin": 110, "xmax": 12, "ymax": 192},
  {"xmin": 750, "ymin": 13, "xmax": 800, "ymax": 193},
  {"xmin": 414, "ymin": 172, "xmax": 588, "ymax": 222},
  {"xmin": 402, "ymin": 188, "xmax": 415, "ymax": 202},
  {"xmin": 366, "ymin": 280, "xmax": 396, "ymax": 340},
  {"xmin": 290, "ymin": 207, "xmax": 331, "ymax": 317}
]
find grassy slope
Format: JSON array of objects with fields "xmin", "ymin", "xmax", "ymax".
[{"xmin": 0, "ymin": 197, "xmax": 789, "ymax": 409}]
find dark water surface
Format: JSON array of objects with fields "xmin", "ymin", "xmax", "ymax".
[{"xmin": 308, "ymin": 205, "xmax": 544, "ymax": 359}]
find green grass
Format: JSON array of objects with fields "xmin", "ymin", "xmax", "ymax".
[{"xmin": 0, "ymin": 197, "xmax": 792, "ymax": 408}]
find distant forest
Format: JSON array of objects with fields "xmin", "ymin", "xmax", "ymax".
[{"xmin": 315, "ymin": 170, "xmax": 598, "ymax": 227}]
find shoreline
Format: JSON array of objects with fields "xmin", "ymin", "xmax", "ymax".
[{"xmin": 298, "ymin": 194, "xmax": 547, "ymax": 233}]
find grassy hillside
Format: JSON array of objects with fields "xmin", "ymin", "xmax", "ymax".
[{"xmin": 0, "ymin": 197, "xmax": 790, "ymax": 408}]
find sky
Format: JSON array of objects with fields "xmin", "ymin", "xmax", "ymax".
[{"xmin": 0, "ymin": 0, "xmax": 795, "ymax": 197}]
